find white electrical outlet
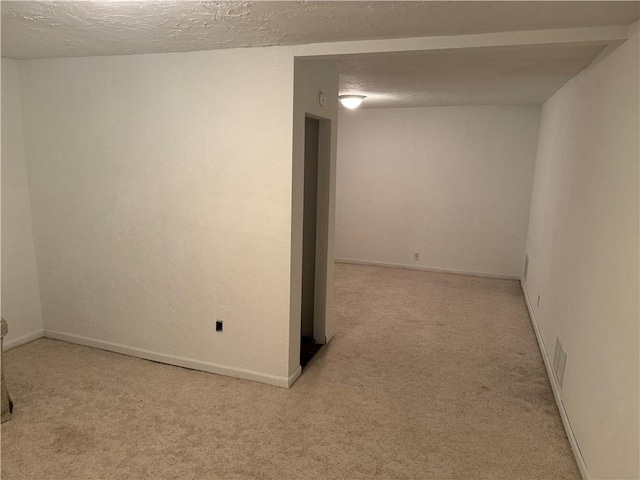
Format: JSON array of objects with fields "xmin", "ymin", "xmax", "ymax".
[{"xmin": 413, "ymin": 252, "xmax": 420, "ymax": 261}]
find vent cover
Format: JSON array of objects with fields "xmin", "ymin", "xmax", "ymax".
[
  {"xmin": 553, "ymin": 339, "xmax": 567, "ymax": 388},
  {"xmin": 523, "ymin": 254, "xmax": 529, "ymax": 281}
]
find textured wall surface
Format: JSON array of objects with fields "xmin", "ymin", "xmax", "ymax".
[
  {"xmin": 20, "ymin": 47, "xmax": 296, "ymax": 385},
  {"xmin": 524, "ymin": 32, "xmax": 639, "ymax": 479},
  {"xmin": 289, "ymin": 60, "xmax": 339, "ymax": 376},
  {"xmin": 335, "ymin": 105, "xmax": 541, "ymax": 278},
  {"xmin": 1, "ymin": 58, "xmax": 44, "ymax": 347}
]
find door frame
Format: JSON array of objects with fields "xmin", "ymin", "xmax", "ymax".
[{"xmin": 303, "ymin": 113, "xmax": 332, "ymax": 345}]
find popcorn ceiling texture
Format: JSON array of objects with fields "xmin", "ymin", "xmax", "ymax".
[{"xmin": 2, "ymin": 1, "xmax": 638, "ymax": 59}]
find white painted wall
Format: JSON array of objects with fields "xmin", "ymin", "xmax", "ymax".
[
  {"xmin": 523, "ymin": 32, "xmax": 639, "ymax": 480},
  {"xmin": 289, "ymin": 59, "xmax": 339, "ymax": 377},
  {"xmin": 335, "ymin": 106, "xmax": 541, "ymax": 278},
  {"xmin": 1, "ymin": 58, "xmax": 44, "ymax": 348},
  {"xmin": 19, "ymin": 48, "xmax": 296, "ymax": 386}
]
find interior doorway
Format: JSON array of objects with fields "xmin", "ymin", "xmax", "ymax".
[{"xmin": 300, "ymin": 116, "xmax": 325, "ymax": 368}]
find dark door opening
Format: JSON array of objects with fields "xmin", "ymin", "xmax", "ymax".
[{"xmin": 301, "ymin": 116, "xmax": 322, "ymax": 368}]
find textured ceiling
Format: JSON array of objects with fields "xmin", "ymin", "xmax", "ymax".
[
  {"xmin": 2, "ymin": 1, "xmax": 639, "ymax": 59},
  {"xmin": 325, "ymin": 43, "xmax": 608, "ymax": 107},
  {"xmin": 3, "ymin": 1, "xmax": 638, "ymax": 107}
]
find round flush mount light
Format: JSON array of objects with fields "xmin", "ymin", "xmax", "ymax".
[{"xmin": 339, "ymin": 95, "xmax": 366, "ymax": 109}]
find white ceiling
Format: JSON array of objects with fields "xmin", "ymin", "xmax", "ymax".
[
  {"xmin": 328, "ymin": 43, "xmax": 608, "ymax": 107},
  {"xmin": 2, "ymin": 1, "xmax": 638, "ymax": 107},
  {"xmin": 2, "ymin": 1, "xmax": 638, "ymax": 59}
]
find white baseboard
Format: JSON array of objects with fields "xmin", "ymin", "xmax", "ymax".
[
  {"xmin": 335, "ymin": 258, "xmax": 519, "ymax": 280},
  {"xmin": 520, "ymin": 280, "xmax": 589, "ymax": 480},
  {"xmin": 324, "ymin": 328, "xmax": 335, "ymax": 343},
  {"xmin": 288, "ymin": 365, "xmax": 302, "ymax": 387},
  {"xmin": 3, "ymin": 329, "xmax": 44, "ymax": 351},
  {"xmin": 43, "ymin": 329, "xmax": 293, "ymax": 389}
]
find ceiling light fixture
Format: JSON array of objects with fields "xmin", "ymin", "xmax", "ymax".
[{"xmin": 339, "ymin": 95, "xmax": 366, "ymax": 109}]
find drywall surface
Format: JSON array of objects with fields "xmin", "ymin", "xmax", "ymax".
[
  {"xmin": 1, "ymin": 58, "xmax": 44, "ymax": 348},
  {"xmin": 524, "ymin": 32, "xmax": 639, "ymax": 479},
  {"xmin": 19, "ymin": 47, "xmax": 295, "ymax": 385},
  {"xmin": 331, "ymin": 43, "xmax": 607, "ymax": 108},
  {"xmin": 335, "ymin": 106, "xmax": 540, "ymax": 277},
  {"xmin": 289, "ymin": 59, "xmax": 339, "ymax": 377}
]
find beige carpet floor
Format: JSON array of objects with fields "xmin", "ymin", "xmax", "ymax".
[{"xmin": 1, "ymin": 264, "xmax": 580, "ymax": 479}]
